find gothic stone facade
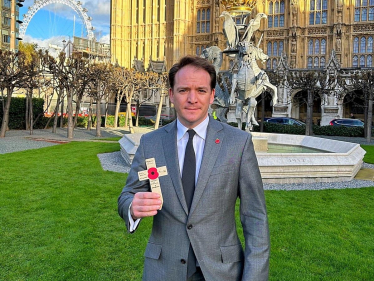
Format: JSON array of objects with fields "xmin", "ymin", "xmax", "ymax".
[{"xmin": 111, "ymin": 0, "xmax": 374, "ymax": 124}]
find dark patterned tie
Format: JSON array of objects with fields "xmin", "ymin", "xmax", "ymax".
[
  {"xmin": 182, "ymin": 129, "xmax": 196, "ymax": 211},
  {"xmin": 182, "ymin": 129, "xmax": 197, "ymax": 278}
]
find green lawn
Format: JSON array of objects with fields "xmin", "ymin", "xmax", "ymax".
[{"xmin": 0, "ymin": 142, "xmax": 373, "ymax": 280}]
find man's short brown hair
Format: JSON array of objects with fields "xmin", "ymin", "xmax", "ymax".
[{"xmin": 168, "ymin": 55, "xmax": 216, "ymax": 90}]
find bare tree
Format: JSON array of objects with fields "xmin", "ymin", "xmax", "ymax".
[
  {"xmin": 0, "ymin": 50, "xmax": 27, "ymax": 137},
  {"xmin": 339, "ymin": 70, "xmax": 374, "ymax": 142},
  {"xmin": 286, "ymin": 70, "xmax": 333, "ymax": 135},
  {"xmin": 47, "ymin": 52, "xmax": 92, "ymax": 138},
  {"xmin": 21, "ymin": 49, "xmax": 49, "ymax": 135},
  {"xmin": 110, "ymin": 67, "xmax": 130, "ymax": 128},
  {"xmin": 154, "ymin": 72, "xmax": 169, "ymax": 129},
  {"xmin": 87, "ymin": 62, "xmax": 113, "ymax": 137}
]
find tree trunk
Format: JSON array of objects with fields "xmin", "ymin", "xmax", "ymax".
[
  {"xmin": 104, "ymin": 95, "xmax": 109, "ymax": 128},
  {"xmin": 366, "ymin": 91, "xmax": 373, "ymax": 143},
  {"xmin": 114, "ymin": 94, "xmax": 121, "ymax": 128},
  {"xmin": 60, "ymin": 97, "xmax": 64, "ymax": 129},
  {"xmin": 124, "ymin": 96, "xmax": 129, "ymax": 128},
  {"xmin": 0, "ymin": 88, "xmax": 13, "ymax": 137},
  {"xmin": 306, "ymin": 89, "xmax": 314, "ymax": 136},
  {"xmin": 52, "ymin": 95, "xmax": 61, "ymax": 133},
  {"xmin": 29, "ymin": 94, "xmax": 34, "ymax": 136},
  {"xmin": 126, "ymin": 89, "xmax": 134, "ymax": 134},
  {"xmin": 154, "ymin": 92, "xmax": 164, "ymax": 130},
  {"xmin": 67, "ymin": 91, "xmax": 74, "ymax": 139},
  {"xmin": 87, "ymin": 97, "xmax": 93, "ymax": 130},
  {"xmin": 73, "ymin": 97, "xmax": 82, "ymax": 128},
  {"xmin": 135, "ymin": 100, "xmax": 140, "ymax": 127},
  {"xmin": 95, "ymin": 96, "xmax": 101, "ymax": 137},
  {"xmin": 25, "ymin": 92, "xmax": 30, "ymax": 130}
]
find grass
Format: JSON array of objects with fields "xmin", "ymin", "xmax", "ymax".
[
  {"xmin": 0, "ymin": 142, "xmax": 373, "ymax": 280},
  {"xmin": 362, "ymin": 144, "xmax": 374, "ymax": 163}
]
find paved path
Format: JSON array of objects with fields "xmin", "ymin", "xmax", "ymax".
[
  {"xmin": 1, "ymin": 127, "xmax": 373, "ymax": 189},
  {"xmin": 0, "ymin": 126, "xmax": 153, "ymax": 154}
]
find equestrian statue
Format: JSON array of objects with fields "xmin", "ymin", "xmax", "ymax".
[{"xmin": 202, "ymin": 10, "xmax": 278, "ymax": 131}]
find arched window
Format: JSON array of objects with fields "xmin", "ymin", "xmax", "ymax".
[
  {"xmin": 268, "ymin": 1, "xmax": 284, "ymax": 28},
  {"xmin": 196, "ymin": 46, "xmax": 200, "ymax": 55},
  {"xmin": 279, "ymin": 41, "xmax": 284, "ymax": 55},
  {"xmin": 369, "ymin": 7, "xmax": 374, "ymax": 20},
  {"xmin": 355, "ymin": 0, "xmax": 374, "ymax": 22},
  {"xmin": 267, "ymin": 42, "xmax": 272, "ymax": 56},
  {"xmin": 272, "ymin": 59, "xmax": 278, "ymax": 69},
  {"xmin": 321, "ymin": 39, "xmax": 326, "ymax": 54},
  {"xmin": 368, "ymin": 37, "xmax": 373, "ymax": 52},
  {"xmin": 314, "ymin": 57, "xmax": 319, "ymax": 68},
  {"xmin": 308, "ymin": 40, "xmax": 314, "ymax": 55},
  {"xmin": 360, "ymin": 37, "xmax": 366, "ymax": 52},
  {"xmin": 353, "ymin": 55, "xmax": 358, "ymax": 67},
  {"xmin": 308, "ymin": 57, "xmax": 313, "ymax": 68},
  {"xmin": 267, "ymin": 60, "xmax": 271, "ymax": 69},
  {"xmin": 196, "ymin": 8, "xmax": 210, "ymax": 33},
  {"xmin": 360, "ymin": 55, "xmax": 365, "ymax": 66},
  {"xmin": 315, "ymin": 39, "xmax": 320, "ymax": 54},
  {"xmin": 268, "ymin": 16, "xmax": 273, "ymax": 28},
  {"xmin": 320, "ymin": 57, "xmax": 326, "ymax": 68},
  {"xmin": 310, "ymin": 0, "xmax": 327, "ymax": 25},
  {"xmin": 367, "ymin": 55, "xmax": 373, "ymax": 66},
  {"xmin": 362, "ymin": 7, "xmax": 368, "ymax": 20},
  {"xmin": 267, "ymin": 40, "xmax": 284, "ymax": 68},
  {"xmin": 354, "ymin": 37, "xmax": 359, "ymax": 53}
]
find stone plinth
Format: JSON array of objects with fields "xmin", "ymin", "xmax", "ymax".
[
  {"xmin": 252, "ymin": 132, "xmax": 366, "ymax": 184},
  {"xmin": 119, "ymin": 133, "xmax": 143, "ymax": 166},
  {"xmin": 119, "ymin": 132, "xmax": 366, "ymax": 184},
  {"xmin": 253, "ymin": 136, "xmax": 268, "ymax": 152}
]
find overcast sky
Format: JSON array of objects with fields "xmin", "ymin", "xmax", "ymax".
[{"xmin": 20, "ymin": 0, "xmax": 110, "ymax": 52}]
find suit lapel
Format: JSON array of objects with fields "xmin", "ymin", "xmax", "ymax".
[
  {"xmin": 190, "ymin": 117, "xmax": 224, "ymax": 215},
  {"xmin": 162, "ymin": 122, "xmax": 189, "ymax": 214}
]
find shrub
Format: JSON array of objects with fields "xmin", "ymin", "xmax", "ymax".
[
  {"xmin": 313, "ymin": 125, "xmax": 364, "ymax": 137},
  {"xmin": 228, "ymin": 121, "xmax": 365, "ymax": 137},
  {"xmin": 0, "ymin": 97, "xmax": 45, "ymax": 130}
]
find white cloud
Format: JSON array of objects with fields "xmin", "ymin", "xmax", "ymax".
[
  {"xmin": 99, "ymin": 34, "xmax": 109, "ymax": 44},
  {"xmin": 22, "ymin": 34, "xmax": 67, "ymax": 57}
]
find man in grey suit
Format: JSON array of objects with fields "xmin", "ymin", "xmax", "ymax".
[{"xmin": 118, "ymin": 55, "xmax": 269, "ymax": 281}]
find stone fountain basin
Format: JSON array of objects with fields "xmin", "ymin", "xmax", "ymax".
[
  {"xmin": 252, "ymin": 132, "xmax": 366, "ymax": 184},
  {"xmin": 119, "ymin": 132, "xmax": 366, "ymax": 184}
]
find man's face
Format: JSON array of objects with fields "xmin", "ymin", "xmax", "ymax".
[{"xmin": 169, "ymin": 65, "xmax": 215, "ymax": 129}]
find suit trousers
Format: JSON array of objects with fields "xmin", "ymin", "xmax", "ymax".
[{"xmin": 187, "ymin": 267, "xmax": 205, "ymax": 281}]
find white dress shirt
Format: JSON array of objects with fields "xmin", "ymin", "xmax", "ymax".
[{"xmin": 128, "ymin": 116, "xmax": 210, "ymax": 232}]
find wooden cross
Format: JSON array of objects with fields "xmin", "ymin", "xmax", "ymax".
[{"xmin": 138, "ymin": 158, "xmax": 168, "ymax": 209}]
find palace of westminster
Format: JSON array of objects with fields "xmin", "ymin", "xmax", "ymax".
[
  {"xmin": 2, "ymin": 0, "xmax": 374, "ymax": 124},
  {"xmin": 110, "ymin": 0, "xmax": 374, "ymax": 125}
]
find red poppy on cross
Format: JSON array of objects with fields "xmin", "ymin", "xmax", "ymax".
[{"xmin": 138, "ymin": 158, "xmax": 168, "ymax": 209}]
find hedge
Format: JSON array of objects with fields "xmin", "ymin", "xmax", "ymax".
[
  {"xmin": 0, "ymin": 97, "xmax": 45, "ymax": 130},
  {"xmin": 229, "ymin": 122, "xmax": 365, "ymax": 137}
]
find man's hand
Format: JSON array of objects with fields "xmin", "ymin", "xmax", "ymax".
[{"xmin": 130, "ymin": 192, "xmax": 162, "ymax": 220}]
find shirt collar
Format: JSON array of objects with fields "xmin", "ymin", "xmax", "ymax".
[{"xmin": 177, "ymin": 116, "xmax": 209, "ymax": 141}]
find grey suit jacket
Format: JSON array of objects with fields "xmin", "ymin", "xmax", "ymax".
[{"xmin": 118, "ymin": 117, "xmax": 269, "ymax": 281}]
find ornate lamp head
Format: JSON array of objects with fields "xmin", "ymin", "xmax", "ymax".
[{"xmin": 221, "ymin": 0, "xmax": 257, "ymax": 15}]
